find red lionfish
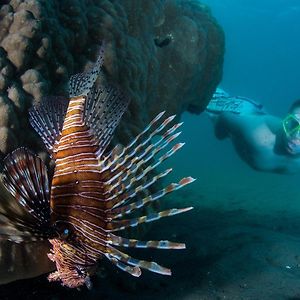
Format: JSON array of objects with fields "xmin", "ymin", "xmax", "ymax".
[{"xmin": 0, "ymin": 43, "xmax": 195, "ymax": 288}]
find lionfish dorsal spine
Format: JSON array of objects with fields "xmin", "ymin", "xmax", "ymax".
[
  {"xmin": 29, "ymin": 96, "xmax": 69, "ymax": 154},
  {"xmin": 69, "ymin": 42, "xmax": 106, "ymax": 98},
  {"xmin": 29, "ymin": 43, "xmax": 106, "ymax": 154}
]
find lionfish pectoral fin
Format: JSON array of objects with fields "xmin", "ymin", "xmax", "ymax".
[
  {"xmin": 106, "ymin": 247, "xmax": 171, "ymax": 276},
  {"xmin": 69, "ymin": 42, "xmax": 105, "ymax": 98},
  {"xmin": 29, "ymin": 96, "xmax": 68, "ymax": 154},
  {"xmin": 101, "ymin": 112, "xmax": 196, "ymax": 218},
  {"xmin": 0, "ymin": 181, "xmax": 48, "ymax": 242},
  {"xmin": 109, "ymin": 207, "xmax": 193, "ymax": 231},
  {"xmin": 0, "ymin": 147, "xmax": 52, "ymax": 240},
  {"xmin": 109, "ymin": 234, "xmax": 186, "ymax": 249},
  {"xmin": 105, "ymin": 253, "xmax": 142, "ymax": 277},
  {"xmin": 84, "ymin": 84, "xmax": 130, "ymax": 156},
  {"xmin": 98, "ymin": 112, "xmax": 195, "ymax": 278}
]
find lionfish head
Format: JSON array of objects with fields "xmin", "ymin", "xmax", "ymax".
[{"xmin": 47, "ymin": 239, "xmax": 94, "ymax": 289}]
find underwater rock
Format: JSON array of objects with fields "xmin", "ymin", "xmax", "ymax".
[
  {"xmin": 0, "ymin": 0, "xmax": 224, "ymax": 284},
  {"xmin": 0, "ymin": 0, "xmax": 224, "ymax": 155}
]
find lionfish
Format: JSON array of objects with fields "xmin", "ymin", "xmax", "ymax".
[{"xmin": 0, "ymin": 43, "xmax": 195, "ymax": 288}]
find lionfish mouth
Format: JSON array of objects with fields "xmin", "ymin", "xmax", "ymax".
[{"xmin": 47, "ymin": 239, "xmax": 92, "ymax": 289}]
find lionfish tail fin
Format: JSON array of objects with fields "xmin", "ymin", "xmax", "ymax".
[
  {"xmin": 29, "ymin": 96, "xmax": 68, "ymax": 153},
  {"xmin": 69, "ymin": 42, "xmax": 105, "ymax": 98},
  {"xmin": 0, "ymin": 147, "xmax": 52, "ymax": 241}
]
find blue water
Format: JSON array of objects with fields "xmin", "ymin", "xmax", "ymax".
[
  {"xmin": 204, "ymin": 0, "xmax": 300, "ymax": 115},
  {"xmin": 177, "ymin": 0, "xmax": 300, "ymax": 176},
  {"xmin": 168, "ymin": 2, "xmax": 300, "ymax": 298}
]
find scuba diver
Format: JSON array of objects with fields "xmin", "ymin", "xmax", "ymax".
[{"xmin": 206, "ymin": 88, "xmax": 300, "ymax": 174}]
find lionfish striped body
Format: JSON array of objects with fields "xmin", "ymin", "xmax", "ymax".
[
  {"xmin": 0, "ymin": 43, "xmax": 195, "ymax": 289},
  {"xmin": 49, "ymin": 95, "xmax": 105, "ymax": 287}
]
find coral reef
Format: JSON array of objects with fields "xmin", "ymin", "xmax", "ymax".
[{"xmin": 0, "ymin": 0, "xmax": 224, "ymax": 284}]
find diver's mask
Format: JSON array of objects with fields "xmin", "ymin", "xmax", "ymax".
[
  {"xmin": 283, "ymin": 114, "xmax": 300, "ymax": 137},
  {"xmin": 282, "ymin": 113, "xmax": 300, "ymax": 154}
]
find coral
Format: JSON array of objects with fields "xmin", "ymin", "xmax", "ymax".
[{"xmin": 0, "ymin": 0, "xmax": 224, "ymax": 283}]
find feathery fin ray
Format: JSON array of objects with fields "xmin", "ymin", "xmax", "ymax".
[
  {"xmin": 29, "ymin": 43, "xmax": 106, "ymax": 153},
  {"xmin": 29, "ymin": 96, "xmax": 68, "ymax": 153},
  {"xmin": 84, "ymin": 85, "xmax": 130, "ymax": 155},
  {"xmin": 97, "ymin": 112, "xmax": 195, "ymax": 276},
  {"xmin": 0, "ymin": 148, "xmax": 52, "ymax": 241}
]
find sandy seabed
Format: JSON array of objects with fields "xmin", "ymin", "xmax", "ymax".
[{"xmin": 1, "ymin": 161, "xmax": 300, "ymax": 300}]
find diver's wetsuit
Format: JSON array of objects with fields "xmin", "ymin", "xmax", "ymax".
[{"xmin": 206, "ymin": 89, "xmax": 300, "ymax": 174}]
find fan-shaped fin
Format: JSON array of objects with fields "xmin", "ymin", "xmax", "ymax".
[
  {"xmin": 0, "ymin": 181, "xmax": 44, "ymax": 243},
  {"xmin": 1, "ymin": 147, "xmax": 52, "ymax": 240},
  {"xmin": 84, "ymin": 85, "xmax": 130, "ymax": 155},
  {"xmin": 29, "ymin": 96, "xmax": 68, "ymax": 153}
]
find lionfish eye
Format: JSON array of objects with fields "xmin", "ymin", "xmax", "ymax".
[
  {"xmin": 76, "ymin": 267, "xmax": 83, "ymax": 276},
  {"xmin": 76, "ymin": 266, "xmax": 87, "ymax": 277},
  {"xmin": 61, "ymin": 228, "xmax": 70, "ymax": 239}
]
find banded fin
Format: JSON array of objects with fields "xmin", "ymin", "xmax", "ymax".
[
  {"xmin": 1, "ymin": 147, "xmax": 52, "ymax": 240},
  {"xmin": 98, "ymin": 113, "xmax": 195, "ymax": 277},
  {"xmin": 85, "ymin": 85, "xmax": 129, "ymax": 155},
  {"xmin": 109, "ymin": 207, "xmax": 193, "ymax": 232},
  {"xmin": 106, "ymin": 247, "xmax": 172, "ymax": 276},
  {"xmin": 69, "ymin": 43, "xmax": 105, "ymax": 98},
  {"xmin": 100, "ymin": 112, "xmax": 195, "ymax": 213},
  {"xmin": 105, "ymin": 254, "xmax": 141, "ymax": 277},
  {"xmin": 29, "ymin": 96, "xmax": 68, "ymax": 153},
  {"xmin": 29, "ymin": 43, "xmax": 106, "ymax": 152},
  {"xmin": 0, "ymin": 181, "xmax": 42, "ymax": 242},
  {"xmin": 111, "ymin": 177, "xmax": 195, "ymax": 219},
  {"xmin": 109, "ymin": 234, "xmax": 186, "ymax": 249}
]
